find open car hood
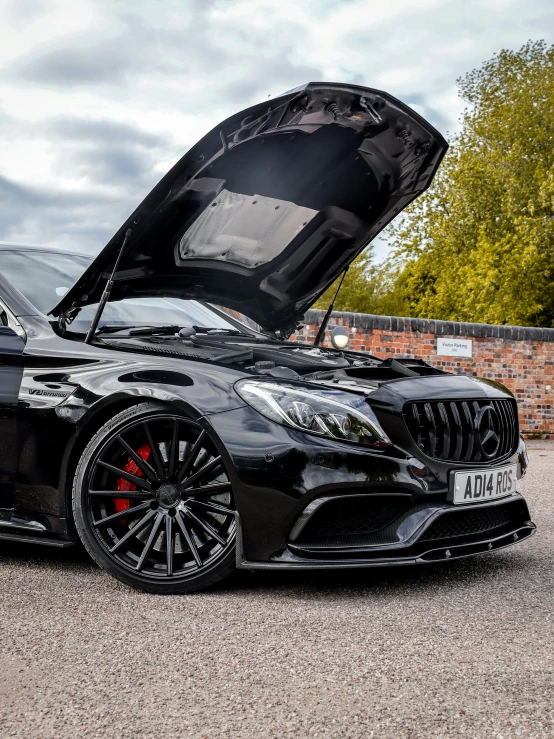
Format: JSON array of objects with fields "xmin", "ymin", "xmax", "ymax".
[{"xmin": 52, "ymin": 82, "xmax": 448, "ymax": 334}]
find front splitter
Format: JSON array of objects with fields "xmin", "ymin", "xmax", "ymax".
[{"xmin": 235, "ymin": 514, "xmax": 536, "ymax": 570}]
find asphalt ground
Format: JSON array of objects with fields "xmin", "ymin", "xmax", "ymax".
[{"xmin": 0, "ymin": 445, "xmax": 553, "ymax": 739}]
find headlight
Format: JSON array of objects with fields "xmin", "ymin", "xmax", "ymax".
[{"xmin": 236, "ymin": 380, "xmax": 391, "ymax": 448}]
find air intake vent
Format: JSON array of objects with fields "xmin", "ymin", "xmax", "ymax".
[
  {"xmin": 297, "ymin": 495, "xmax": 410, "ymax": 539},
  {"xmin": 404, "ymin": 398, "xmax": 518, "ymax": 463},
  {"xmin": 419, "ymin": 500, "xmax": 524, "ymax": 541}
]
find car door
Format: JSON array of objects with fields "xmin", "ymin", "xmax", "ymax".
[{"xmin": 0, "ymin": 297, "xmax": 25, "ymax": 509}]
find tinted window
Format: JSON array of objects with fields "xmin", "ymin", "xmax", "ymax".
[
  {"xmin": 0, "ymin": 250, "xmax": 245, "ymax": 332},
  {"xmin": 0, "ymin": 251, "xmax": 90, "ymax": 315}
]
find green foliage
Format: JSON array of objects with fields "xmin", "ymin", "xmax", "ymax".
[
  {"xmin": 312, "ymin": 246, "xmax": 384, "ymax": 313},
  {"xmin": 384, "ymin": 40, "xmax": 554, "ymax": 327},
  {"xmin": 314, "ymin": 42, "xmax": 554, "ymax": 326}
]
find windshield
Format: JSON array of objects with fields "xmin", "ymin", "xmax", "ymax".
[{"xmin": 0, "ymin": 250, "xmax": 256, "ymax": 333}]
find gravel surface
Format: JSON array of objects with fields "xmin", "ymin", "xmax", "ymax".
[{"xmin": 0, "ymin": 448, "xmax": 552, "ymax": 739}]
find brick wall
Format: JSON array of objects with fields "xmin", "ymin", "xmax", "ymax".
[{"xmin": 292, "ymin": 310, "xmax": 553, "ymax": 438}]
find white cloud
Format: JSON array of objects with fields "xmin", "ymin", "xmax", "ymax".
[{"xmin": 0, "ymin": 0, "xmax": 553, "ymax": 255}]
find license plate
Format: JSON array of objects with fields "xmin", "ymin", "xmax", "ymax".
[{"xmin": 451, "ymin": 464, "xmax": 517, "ymax": 505}]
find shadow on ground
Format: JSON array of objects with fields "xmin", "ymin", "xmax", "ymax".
[{"xmin": 0, "ymin": 534, "xmax": 535, "ymax": 600}]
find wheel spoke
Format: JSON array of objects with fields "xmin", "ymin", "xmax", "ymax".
[
  {"xmin": 97, "ymin": 460, "xmax": 153, "ymax": 492},
  {"xmin": 185, "ymin": 482, "xmax": 232, "ymax": 496},
  {"xmin": 109, "ymin": 509, "xmax": 157, "ymax": 553},
  {"xmin": 176, "ymin": 430, "xmax": 206, "ymax": 484},
  {"xmin": 165, "ymin": 515, "xmax": 174, "ymax": 577},
  {"xmin": 185, "ymin": 507, "xmax": 226, "ymax": 546},
  {"xmin": 179, "ymin": 456, "xmax": 222, "ymax": 491},
  {"xmin": 116, "ymin": 436, "xmax": 159, "ymax": 484},
  {"xmin": 143, "ymin": 422, "xmax": 165, "ymax": 480},
  {"xmin": 135, "ymin": 512, "xmax": 164, "ymax": 571},
  {"xmin": 191, "ymin": 448, "xmax": 212, "ymax": 472},
  {"xmin": 167, "ymin": 419, "xmax": 179, "ymax": 479},
  {"xmin": 89, "ymin": 490, "xmax": 151, "ymax": 500},
  {"xmin": 93, "ymin": 501, "xmax": 151, "ymax": 528},
  {"xmin": 187, "ymin": 499, "xmax": 234, "ymax": 517},
  {"xmin": 88, "ymin": 412, "xmax": 236, "ymax": 579},
  {"xmin": 175, "ymin": 511, "xmax": 202, "ymax": 567}
]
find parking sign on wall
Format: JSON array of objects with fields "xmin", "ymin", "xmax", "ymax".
[{"xmin": 436, "ymin": 338, "xmax": 473, "ymax": 357}]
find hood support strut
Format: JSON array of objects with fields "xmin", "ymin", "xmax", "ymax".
[
  {"xmin": 313, "ymin": 267, "xmax": 349, "ymax": 347},
  {"xmin": 85, "ymin": 228, "xmax": 133, "ymax": 344}
]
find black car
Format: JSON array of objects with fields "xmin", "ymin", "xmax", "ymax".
[{"xmin": 0, "ymin": 82, "xmax": 534, "ymax": 593}]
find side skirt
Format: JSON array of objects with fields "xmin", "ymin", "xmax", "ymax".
[
  {"xmin": 0, "ymin": 508, "xmax": 76, "ymax": 547},
  {"xmin": 0, "ymin": 531, "xmax": 75, "ymax": 547}
]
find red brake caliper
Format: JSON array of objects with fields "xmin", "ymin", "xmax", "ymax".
[{"xmin": 115, "ymin": 443, "xmax": 152, "ymax": 525}]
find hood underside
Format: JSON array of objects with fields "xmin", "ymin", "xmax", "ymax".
[{"xmin": 53, "ymin": 82, "xmax": 448, "ymax": 332}]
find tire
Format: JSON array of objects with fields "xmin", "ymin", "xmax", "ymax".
[{"xmin": 73, "ymin": 403, "xmax": 236, "ymax": 594}]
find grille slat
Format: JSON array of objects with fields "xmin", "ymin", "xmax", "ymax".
[
  {"xmin": 423, "ymin": 402, "xmax": 437, "ymax": 457},
  {"xmin": 449, "ymin": 402, "xmax": 463, "ymax": 460},
  {"xmin": 411, "ymin": 403, "xmax": 422, "ymax": 449},
  {"xmin": 404, "ymin": 398, "xmax": 519, "ymax": 464},
  {"xmin": 472, "ymin": 401, "xmax": 482, "ymax": 462},
  {"xmin": 437, "ymin": 402, "xmax": 450, "ymax": 459},
  {"xmin": 461, "ymin": 401, "xmax": 474, "ymax": 461},
  {"xmin": 506, "ymin": 402, "xmax": 517, "ymax": 455},
  {"xmin": 497, "ymin": 401, "xmax": 509, "ymax": 457},
  {"xmin": 505, "ymin": 402, "xmax": 515, "ymax": 455}
]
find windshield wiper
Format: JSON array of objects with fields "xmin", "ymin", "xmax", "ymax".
[
  {"xmin": 96, "ymin": 324, "xmax": 249, "ymax": 339},
  {"xmin": 193, "ymin": 326, "xmax": 246, "ymax": 335},
  {"xmin": 96, "ymin": 325, "xmax": 180, "ymax": 337}
]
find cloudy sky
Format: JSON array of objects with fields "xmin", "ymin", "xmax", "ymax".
[{"xmin": 1, "ymin": 0, "xmax": 553, "ymax": 261}]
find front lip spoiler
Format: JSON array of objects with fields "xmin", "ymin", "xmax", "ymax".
[{"xmin": 235, "ymin": 514, "xmax": 536, "ymax": 570}]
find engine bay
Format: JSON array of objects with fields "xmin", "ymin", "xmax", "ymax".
[{"xmin": 99, "ymin": 329, "xmax": 447, "ymax": 391}]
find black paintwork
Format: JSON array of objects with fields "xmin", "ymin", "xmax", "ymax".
[
  {"xmin": 0, "ymin": 81, "xmax": 533, "ymax": 572},
  {"xmin": 0, "ymin": 247, "xmax": 534, "ymax": 566},
  {"xmin": 0, "ymin": 326, "xmax": 24, "ymax": 509},
  {"xmin": 52, "ymin": 82, "xmax": 447, "ymax": 335}
]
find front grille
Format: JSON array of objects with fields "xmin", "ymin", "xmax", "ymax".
[
  {"xmin": 404, "ymin": 398, "xmax": 518, "ymax": 463},
  {"xmin": 419, "ymin": 501, "xmax": 522, "ymax": 542},
  {"xmin": 299, "ymin": 496, "xmax": 410, "ymax": 539}
]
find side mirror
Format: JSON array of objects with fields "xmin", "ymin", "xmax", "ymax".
[{"xmin": 331, "ymin": 326, "xmax": 349, "ymax": 350}]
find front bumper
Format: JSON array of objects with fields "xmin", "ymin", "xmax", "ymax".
[
  {"xmin": 236, "ymin": 517, "xmax": 536, "ymax": 569},
  {"xmin": 207, "ymin": 406, "xmax": 535, "ymax": 568},
  {"xmin": 236, "ymin": 494, "xmax": 536, "ymax": 569}
]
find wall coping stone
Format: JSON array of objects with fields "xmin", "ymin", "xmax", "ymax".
[{"xmin": 302, "ymin": 309, "xmax": 554, "ymax": 341}]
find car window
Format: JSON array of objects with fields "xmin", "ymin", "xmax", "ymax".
[
  {"xmin": 0, "ymin": 250, "xmax": 255, "ymax": 332},
  {"xmin": 0, "ymin": 251, "xmax": 90, "ymax": 315},
  {"xmin": 72, "ymin": 297, "xmax": 238, "ymax": 333}
]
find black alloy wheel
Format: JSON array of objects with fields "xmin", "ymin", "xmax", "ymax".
[{"xmin": 73, "ymin": 403, "xmax": 237, "ymax": 593}]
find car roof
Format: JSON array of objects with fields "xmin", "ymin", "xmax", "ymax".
[{"xmin": 0, "ymin": 242, "xmax": 92, "ymax": 259}]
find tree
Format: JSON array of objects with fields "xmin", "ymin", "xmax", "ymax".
[
  {"xmin": 384, "ymin": 40, "xmax": 554, "ymax": 327},
  {"xmin": 312, "ymin": 245, "xmax": 385, "ymax": 314}
]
